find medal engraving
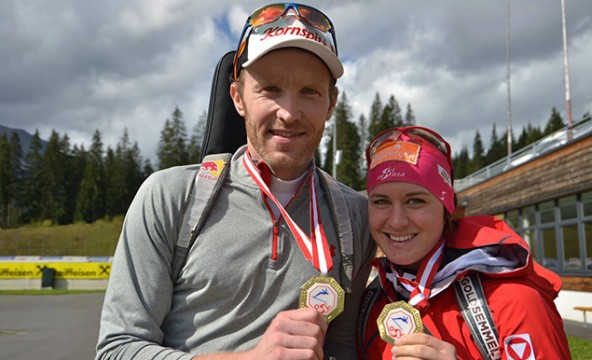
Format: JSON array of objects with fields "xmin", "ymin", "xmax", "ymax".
[
  {"xmin": 299, "ymin": 275, "xmax": 344, "ymax": 323},
  {"xmin": 377, "ymin": 301, "xmax": 424, "ymax": 345}
]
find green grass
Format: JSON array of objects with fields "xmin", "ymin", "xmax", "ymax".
[
  {"xmin": 0, "ymin": 217, "xmax": 123, "ymax": 256},
  {"xmin": 568, "ymin": 335, "xmax": 592, "ymax": 359}
]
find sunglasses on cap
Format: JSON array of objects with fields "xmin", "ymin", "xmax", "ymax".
[
  {"xmin": 232, "ymin": 3, "xmax": 338, "ymax": 79},
  {"xmin": 366, "ymin": 126, "xmax": 453, "ymax": 173}
]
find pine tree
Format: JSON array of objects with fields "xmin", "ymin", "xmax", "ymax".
[
  {"xmin": 379, "ymin": 95, "xmax": 401, "ymax": 132},
  {"xmin": 404, "ymin": 103, "xmax": 416, "ymax": 126},
  {"xmin": 21, "ymin": 130, "xmax": 45, "ymax": 223},
  {"xmin": 67, "ymin": 144, "xmax": 88, "ymax": 222},
  {"xmin": 158, "ymin": 107, "xmax": 189, "ymax": 169},
  {"xmin": 485, "ymin": 124, "xmax": 506, "ymax": 165},
  {"xmin": 7, "ymin": 133, "xmax": 23, "ymax": 226},
  {"xmin": 367, "ymin": 93, "xmax": 384, "ymax": 143},
  {"xmin": 470, "ymin": 131, "xmax": 485, "ymax": 173},
  {"xmin": 60, "ymin": 133, "xmax": 80, "ymax": 223},
  {"xmin": 188, "ymin": 111, "xmax": 206, "ymax": 164},
  {"xmin": 40, "ymin": 130, "xmax": 68, "ymax": 224},
  {"xmin": 123, "ymin": 141, "xmax": 144, "ymax": 209},
  {"xmin": 543, "ymin": 106, "xmax": 565, "ymax": 135},
  {"xmin": 368, "ymin": 94, "xmax": 403, "ymax": 142},
  {"xmin": 386, "ymin": 95, "xmax": 404, "ymax": 127},
  {"xmin": 104, "ymin": 129, "xmax": 145, "ymax": 218},
  {"xmin": 9, "ymin": 132, "xmax": 23, "ymax": 180},
  {"xmin": 142, "ymin": 158, "xmax": 154, "ymax": 179},
  {"xmin": 453, "ymin": 146, "xmax": 471, "ymax": 178},
  {"xmin": 104, "ymin": 147, "xmax": 119, "ymax": 218},
  {"xmin": 516, "ymin": 122, "xmax": 543, "ymax": 150},
  {"xmin": 158, "ymin": 119, "xmax": 175, "ymax": 169},
  {"xmin": 329, "ymin": 93, "xmax": 363, "ymax": 189},
  {"xmin": 75, "ymin": 130, "xmax": 105, "ymax": 223},
  {"xmin": 0, "ymin": 134, "xmax": 15, "ymax": 227}
]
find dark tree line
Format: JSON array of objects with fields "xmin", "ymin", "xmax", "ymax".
[
  {"xmin": 323, "ymin": 93, "xmax": 416, "ymax": 190},
  {"xmin": 0, "ymin": 128, "xmax": 148, "ymax": 228},
  {"xmin": 452, "ymin": 107, "xmax": 591, "ymax": 178},
  {"xmin": 1, "ymin": 99, "xmax": 588, "ymax": 229},
  {"xmin": 0, "ymin": 107, "xmax": 206, "ymax": 228},
  {"xmin": 322, "ymin": 97, "xmax": 590, "ymax": 190}
]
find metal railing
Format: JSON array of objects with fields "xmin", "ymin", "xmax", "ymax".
[{"xmin": 454, "ymin": 121, "xmax": 592, "ymax": 192}]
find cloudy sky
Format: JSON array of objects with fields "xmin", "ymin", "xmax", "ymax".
[{"xmin": 1, "ymin": 0, "xmax": 591, "ymax": 164}]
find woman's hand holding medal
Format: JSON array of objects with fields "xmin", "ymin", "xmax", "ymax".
[{"xmin": 390, "ymin": 333, "xmax": 457, "ymax": 360}]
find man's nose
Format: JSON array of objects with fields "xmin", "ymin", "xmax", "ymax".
[{"xmin": 276, "ymin": 95, "xmax": 301, "ymax": 123}]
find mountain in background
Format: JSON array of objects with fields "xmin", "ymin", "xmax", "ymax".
[{"xmin": 0, "ymin": 124, "xmax": 48, "ymax": 152}]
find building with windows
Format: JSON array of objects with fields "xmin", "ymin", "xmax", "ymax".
[{"xmin": 455, "ymin": 121, "xmax": 592, "ymax": 322}]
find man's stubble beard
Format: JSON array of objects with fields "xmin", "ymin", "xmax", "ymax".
[{"xmin": 243, "ymin": 111, "xmax": 324, "ymax": 176}]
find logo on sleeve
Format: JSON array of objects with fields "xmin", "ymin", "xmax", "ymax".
[
  {"xmin": 199, "ymin": 160, "xmax": 226, "ymax": 179},
  {"xmin": 504, "ymin": 334, "xmax": 535, "ymax": 360}
]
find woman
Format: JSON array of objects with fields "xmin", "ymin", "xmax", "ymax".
[{"xmin": 357, "ymin": 126, "xmax": 571, "ymax": 359}]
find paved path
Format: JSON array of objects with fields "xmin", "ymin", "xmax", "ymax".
[
  {"xmin": 0, "ymin": 293, "xmax": 104, "ymax": 360},
  {"xmin": 0, "ymin": 292, "xmax": 590, "ymax": 359}
]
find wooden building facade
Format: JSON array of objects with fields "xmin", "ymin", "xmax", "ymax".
[{"xmin": 455, "ymin": 122, "xmax": 592, "ymax": 293}]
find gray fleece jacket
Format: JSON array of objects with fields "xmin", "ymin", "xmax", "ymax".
[{"xmin": 96, "ymin": 146, "xmax": 375, "ymax": 359}]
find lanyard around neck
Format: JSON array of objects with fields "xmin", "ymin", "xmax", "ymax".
[
  {"xmin": 243, "ymin": 153, "xmax": 333, "ymax": 274},
  {"xmin": 389, "ymin": 238, "xmax": 445, "ymax": 309}
]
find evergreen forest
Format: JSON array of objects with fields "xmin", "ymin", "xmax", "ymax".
[{"xmin": 1, "ymin": 93, "xmax": 589, "ymax": 229}]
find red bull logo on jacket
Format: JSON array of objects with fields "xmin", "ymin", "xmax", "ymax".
[{"xmin": 199, "ymin": 159, "xmax": 226, "ymax": 180}]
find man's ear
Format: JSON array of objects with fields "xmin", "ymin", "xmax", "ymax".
[
  {"xmin": 230, "ymin": 82, "xmax": 245, "ymax": 117},
  {"xmin": 326, "ymin": 86, "xmax": 339, "ymax": 121}
]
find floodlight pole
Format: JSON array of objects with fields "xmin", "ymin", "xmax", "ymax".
[
  {"xmin": 505, "ymin": 0, "xmax": 513, "ymax": 158},
  {"xmin": 332, "ymin": 119, "xmax": 337, "ymax": 180},
  {"xmin": 561, "ymin": 0, "xmax": 574, "ymax": 139}
]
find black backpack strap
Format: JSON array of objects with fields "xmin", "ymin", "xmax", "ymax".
[
  {"xmin": 454, "ymin": 273, "xmax": 502, "ymax": 360},
  {"xmin": 173, "ymin": 48, "xmax": 244, "ymax": 281},
  {"xmin": 200, "ymin": 50, "xmax": 246, "ymax": 161},
  {"xmin": 172, "ymin": 153, "xmax": 232, "ymax": 282}
]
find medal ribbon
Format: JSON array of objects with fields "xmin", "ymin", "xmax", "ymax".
[
  {"xmin": 390, "ymin": 238, "xmax": 445, "ymax": 309},
  {"xmin": 243, "ymin": 153, "xmax": 333, "ymax": 274}
]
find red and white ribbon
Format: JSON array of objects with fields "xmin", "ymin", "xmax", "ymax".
[
  {"xmin": 243, "ymin": 153, "xmax": 333, "ymax": 274},
  {"xmin": 390, "ymin": 238, "xmax": 445, "ymax": 309}
]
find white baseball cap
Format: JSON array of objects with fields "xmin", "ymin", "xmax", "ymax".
[{"xmin": 233, "ymin": 3, "xmax": 343, "ymax": 79}]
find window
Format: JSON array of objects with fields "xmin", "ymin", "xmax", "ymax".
[
  {"xmin": 520, "ymin": 206, "xmax": 538, "ymax": 259},
  {"xmin": 559, "ymin": 195, "xmax": 577, "ymax": 220},
  {"xmin": 583, "ymin": 191, "xmax": 592, "ymax": 217},
  {"xmin": 584, "ymin": 191, "xmax": 592, "ymax": 270},
  {"xmin": 522, "ymin": 228, "xmax": 538, "ymax": 261},
  {"xmin": 585, "ymin": 222, "xmax": 592, "ymax": 270},
  {"xmin": 563, "ymin": 224, "xmax": 581, "ymax": 269},
  {"xmin": 542, "ymin": 227, "xmax": 558, "ymax": 269},
  {"xmin": 521, "ymin": 206, "xmax": 536, "ymax": 229},
  {"xmin": 505, "ymin": 210, "xmax": 518, "ymax": 229},
  {"xmin": 540, "ymin": 201, "xmax": 555, "ymax": 224},
  {"xmin": 501, "ymin": 192, "xmax": 592, "ymax": 275}
]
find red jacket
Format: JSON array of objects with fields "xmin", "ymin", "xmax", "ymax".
[{"xmin": 357, "ymin": 215, "xmax": 571, "ymax": 360}]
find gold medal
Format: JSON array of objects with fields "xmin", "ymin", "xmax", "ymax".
[
  {"xmin": 377, "ymin": 301, "xmax": 424, "ymax": 345},
  {"xmin": 299, "ymin": 275, "xmax": 345, "ymax": 323}
]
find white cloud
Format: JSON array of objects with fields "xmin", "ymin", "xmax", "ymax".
[{"xmin": 1, "ymin": 0, "xmax": 590, "ymax": 163}]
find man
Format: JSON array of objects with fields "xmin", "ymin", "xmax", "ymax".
[{"xmin": 96, "ymin": 3, "xmax": 375, "ymax": 359}]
